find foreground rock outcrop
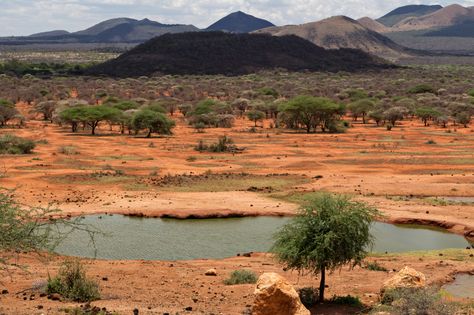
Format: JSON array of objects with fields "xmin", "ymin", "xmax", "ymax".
[
  {"xmin": 253, "ymin": 273, "xmax": 310, "ymax": 315},
  {"xmin": 382, "ymin": 266, "xmax": 426, "ymax": 291}
]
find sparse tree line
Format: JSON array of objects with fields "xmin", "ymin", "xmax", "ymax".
[{"xmin": 0, "ymin": 70, "xmax": 473, "ymax": 136}]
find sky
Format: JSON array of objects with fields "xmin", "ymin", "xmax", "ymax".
[{"xmin": 1, "ymin": 0, "xmax": 474, "ymax": 36}]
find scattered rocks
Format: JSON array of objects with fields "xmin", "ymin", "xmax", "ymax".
[
  {"xmin": 205, "ymin": 269, "xmax": 217, "ymax": 276},
  {"xmin": 253, "ymin": 273, "xmax": 310, "ymax": 315},
  {"xmin": 382, "ymin": 266, "xmax": 426, "ymax": 293}
]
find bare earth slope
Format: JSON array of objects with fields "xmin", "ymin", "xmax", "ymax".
[
  {"xmin": 255, "ymin": 16, "xmax": 412, "ymax": 60},
  {"xmin": 392, "ymin": 4, "xmax": 474, "ymax": 32}
]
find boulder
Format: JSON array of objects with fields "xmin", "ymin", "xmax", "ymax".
[
  {"xmin": 253, "ymin": 273, "xmax": 310, "ymax": 315},
  {"xmin": 382, "ymin": 266, "xmax": 426, "ymax": 292},
  {"xmin": 204, "ymin": 269, "xmax": 217, "ymax": 276}
]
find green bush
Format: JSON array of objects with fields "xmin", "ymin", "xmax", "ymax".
[
  {"xmin": 47, "ymin": 259, "xmax": 100, "ymax": 302},
  {"xmin": 329, "ymin": 295, "xmax": 363, "ymax": 307},
  {"xmin": 364, "ymin": 261, "xmax": 388, "ymax": 272},
  {"xmin": 224, "ymin": 269, "xmax": 258, "ymax": 285},
  {"xmin": 408, "ymin": 84, "xmax": 436, "ymax": 94},
  {"xmin": 378, "ymin": 287, "xmax": 460, "ymax": 315},
  {"xmin": 195, "ymin": 136, "xmax": 242, "ymax": 153},
  {"xmin": 298, "ymin": 287, "xmax": 319, "ymax": 307},
  {"xmin": 0, "ymin": 134, "xmax": 35, "ymax": 154}
]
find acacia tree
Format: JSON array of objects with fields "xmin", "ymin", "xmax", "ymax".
[
  {"xmin": 272, "ymin": 193, "xmax": 379, "ymax": 302},
  {"xmin": 0, "ymin": 99, "xmax": 19, "ymax": 126},
  {"xmin": 348, "ymin": 99, "xmax": 375, "ymax": 124},
  {"xmin": 415, "ymin": 107, "xmax": 441, "ymax": 126},
  {"xmin": 246, "ymin": 109, "xmax": 265, "ymax": 127},
  {"xmin": 0, "ymin": 190, "xmax": 100, "ymax": 271},
  {"xmin": 131, "ymin": 109, "xmax": 175, "ymax": 137},
  {"xmin": 278, "ymin": 96, "xmax": 343, "ymax": 133}
]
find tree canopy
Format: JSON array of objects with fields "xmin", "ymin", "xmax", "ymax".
[{"xmin": 272, "ymin": 193, "xmax": 379, "ymax": 301}]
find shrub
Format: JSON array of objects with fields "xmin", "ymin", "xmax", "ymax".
[
  {"xmin": 224, "ymin": 270, "xmax": 258, "ymax": 285},
  {"xmin": 194, "ymin": 136, "xmax": 243, "ymax": 153},
  {"xmin": 408, "ymin": 84, "xmax": 436, "ymax": 94},
  {"xmin": 47, "ymin": 259, "xmax": 100, "ymax": 302},
  {"xmin": 377, "ymin": 287, "xmax": 460, "ymax": 315},
  {"xmin": 298, "ymin": 287, "xmax": 319, "ymax": 307},
  {"xmin": 0, "ymin": 134, "xmax": 36, "ymax": 154},
  {"xmin": 329, "ymin": 295, "xmax": 363, "ymax": 307},
  {"xmin": 58, "ymin": 145, "xmax": 78, "ymax": 155},
  {"xmin": 364, "ymin": 261, "xmax": 388, "ymax": 272}
]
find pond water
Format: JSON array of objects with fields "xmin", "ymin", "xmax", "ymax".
[
  {"xmin": 443, "ymin": 274, "xmax": 474, "ymax": 298},
  {"xmin": 54, "ymin": 215, "xmax": 472, "ymax": 261}
]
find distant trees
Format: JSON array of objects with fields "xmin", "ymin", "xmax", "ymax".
[
  {"xmin": 0, "ymin": 99, "xmax": 19, "ymax": 126},
  {"xmin": 33, "ymin": 101, "xmax": 57, "ymax": 122},
  {"xmin": 59, "ymin": 105, "xmax": 121, "ymax": 135},
  {"xmin": 246, "ymin": 110, "xmax": 265, "ymax": 127},
  {"xmin": 414, "ymin": 107, "xmax": 441, "ymax": 126},
  {"xmin": 348, "ymin": 99, "xmax": 375, "ymax": 124},
  {"xmin": 131, "ymin": 110, "xmax": 175, "ymax": 137},
  {"xmin": 187, "ymin": 99, "xmax": 235, "ymax": 128},
  {"xmin": 278, "ymin": 95, "xmax": 345, "ymax": 133}
]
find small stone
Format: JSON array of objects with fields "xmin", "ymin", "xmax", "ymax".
[
  {"xmin": 50, "ymin": 293, "xmax": 61, "ymax": 301},
  {"xmin": 133, "ymin": 308, "xmax": 139, "ymax": 315},
  {"xmin": 205, "ymin": 269, "xmax": 217, "ymax": 276},
  {"xmin": 185, "ymin": 306, "xmax": 193, "ymax": 311},
  {"xmin": 1, "ymin": 290, "xmax": 8, "ymax": 295},
  {"xmin": 102, "ymin": 277, "xmax": 108, "ymax": 281}
]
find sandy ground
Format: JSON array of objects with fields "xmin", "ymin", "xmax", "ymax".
[
  {"xmin": 1, "ymin": 107, "xmax": 474, "ymax": 314},
  {"xmin": 1, "ymin": 250, "xmax": 473, "ymax": 315}
]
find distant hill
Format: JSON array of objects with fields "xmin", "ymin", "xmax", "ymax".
[
  {"xmin": 206, "ymin": 11, "xmax": 274, "ymax": 33},
  {"xmin": 391, "ymin": 4, "xmax": 474, "ymax": 32},
  {"xmin": 89, "ymin": 19, "xmax": 198, "ymax": 42},
  {"xmin": 357, "ymin": 17, "xmax": 391, "ymax": 33},
  {"xmin": 12, "ymin": 18, "xmax": 199, "ymax": 44},
  {"xmin": 255, "ymin": 16, "xmax": 411, "ymax": 60},
  {"xmin": 87, "ymin": 32, "xmax": 388, "ymax": 77},
  {"xmin": 377, "ymin": 5, "xmax": 443, "ymax": 27},
  {"xmin": 425, "ymin": 21, "xmax": 474, "ymax": 37},
  {"xmin": 29, "ymin": 30, "xmax": 70, "ymax": 37},
  {"xmin": 75, "ymin": 18, "xmax": 138, "ymax": 36}
]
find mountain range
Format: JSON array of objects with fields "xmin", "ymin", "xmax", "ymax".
[
  {"xmin": 4, "ymin": 4, "xmax": 474, "ymax": 58},
  {"xmin": 0, "ymin": 12, "xmax": 273, "ymax": 44}
]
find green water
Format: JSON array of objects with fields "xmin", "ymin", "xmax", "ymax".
[
  {"xmin": 443, "ymin": 274, "xmax": 474, "ymax": 298},
  {"xmin": 54, "ymin": 215, "xmax": 472, "ymax": 261}
]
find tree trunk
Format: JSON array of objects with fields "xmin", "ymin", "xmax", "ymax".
[
  {"xmin": 147, "ymin": 129, "xmax": 152, "ymax": 138},
  {"xmin": 319, "ymin": 266, "xmax": 326, "ymax": 302}
]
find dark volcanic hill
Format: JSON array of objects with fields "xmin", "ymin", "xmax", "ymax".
[
  {"xmin": 377, "ymin": 5, "xmax": 443, "ymax": 27},
  {"xmin": 206, "ymin": 11, "xmax": 274, "ymax": 33},
  {"xmin": 87, "ymin": 32, "xmax": 388, "ymax": 77}
]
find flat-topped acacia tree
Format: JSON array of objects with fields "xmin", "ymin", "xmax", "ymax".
[{"xmin": 272, "ymin": 193, "xmax": 379, "ymax": 302}]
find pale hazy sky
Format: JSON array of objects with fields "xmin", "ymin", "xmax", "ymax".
[{"xmin": 1, "ymin": 0, "xmax": 473, "ymax": 36}]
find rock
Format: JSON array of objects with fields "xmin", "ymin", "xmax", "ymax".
[
  {"xmin": 1, "ymin": 290, "xmax": 8, "ymax": 295},
  {"xmin": 49, "ymin": 293, "xmax": 61, "ymax": 301},
  {"xmin": 253, "ymin": 273, "xmax": 310, "ymax": 315},
  {"xmin": 382, "ymin": 266, "xmax": 426, "ymax": 292},
  {"xmin": 205, "ymin": 269, "xmax": 217, "ymax": 276}
]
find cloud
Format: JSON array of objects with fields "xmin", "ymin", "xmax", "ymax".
[{"xmin": 1, "ymin": 0, "xmax": 474, "ymax": 36}]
